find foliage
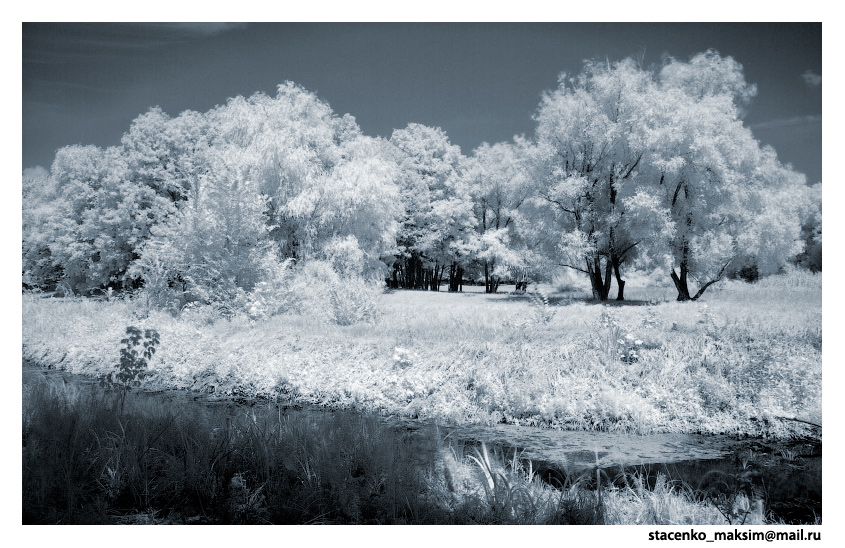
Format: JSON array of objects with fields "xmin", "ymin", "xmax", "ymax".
[
  {"xmin": 128, "ymin": 146, "xmax": 272, "ymax": 307},
  {"xmin": 23, "ymin": 145, "xmax": 177, "ymax": 293},
  {"xmin": 458, "ymin": 139, "xmax": 537, "ymax": 291},
  {"xmin": 387, "ymin": 123, "xmax": 478, "ymax": 289},
  {"xmin": 289, "ymin": 259, "xmax": 385, "ymax": 326},
  {"xmin": 99, "ymin": 326, "xmax": 160, "ymax": 410},
  {"xmin": 23, "ymin": 374, "xmax": 441, "ymax": 524},
  {"xmin": 530, "ymin": 52, "xmax": 811, "ymax": 300},
  {"xmin": 99, "ymin": 327, "xmax": 159, "ymax": 386},
  {"xmin": 245, "ymin": 256, "xmax": 297, "ymax": 320},
  {"xmin": 524, "ymin": 286, "xmax": 556, "ymax": 325},
  {"xmin": 23, "ymin": 269, "xmax": 821, "ymax": 438},
  {"xmin": 532, "ymin": 58, "xmax": 659, "ymax": 300},
  {"xmin": 23, "ymin": 53, "xmax": 817, "ymax": 302},
  {"xmin": 596, "ymin": 308, "xmax": 644, "ymax": 364}
]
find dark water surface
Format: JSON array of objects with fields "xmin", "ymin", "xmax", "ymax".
[{"xmin": 23, "ymin": 364, "xmax": 821, "ymax": 524}]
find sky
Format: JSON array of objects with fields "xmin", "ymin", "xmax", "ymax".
[{"xmin": 22, "ymin": 22, "xmax": 822, "ymax": 183}]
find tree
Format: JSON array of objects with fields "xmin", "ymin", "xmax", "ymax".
[
  {"xmin": 122, "ymin": 107, "xmax": 211, "ymax": 204},
  {"xmin": 532, "ymin": 51, "xmax": 808, "ymax": 301},
  {"xmin": 793, "ymin": 182, "xmax": 822, "ymax": 272},
  {"xmin": 206, "ymin": 82, "xmax": 349, "ymax": 261},
  {"xmin": 311, "ymin": 135, "xmax": 403, "ymax": 277},
  {"xmin": 532, "ymin": 58, "xmax": 655, "ymax": 300},
  {"xmin": 461, "ymin": 139, "xmax": 534, "ymax": 293},
  {"xmin": 22, "ymin": 167, "xmax": 61, "ymax": 289},
  {"xmin": 129, "ymin": 145, "xmax": 271, "ymax": 306},
  {"xmin": 646, "ymin": 51, "xmax": 808, "ymax": 300},
  {"xmin": 129, "ymin": 81, "xmax": 404, "ymax": 302},
  {"xmin": 25, "ymin": 145, "xmax": 175, "ymax": 294},
  {"xmin": 389, "ymin": 123, "xmax": 472, "ymax": 290}
]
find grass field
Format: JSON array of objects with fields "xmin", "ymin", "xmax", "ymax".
[{"xmin": 21, "ymin": 269, "xmax": 822, "ymax": 439}]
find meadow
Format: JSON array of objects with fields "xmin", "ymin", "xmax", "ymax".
[
  {"xmin": 22, "ymin": 269, "xmax": 822, "ymax": 439},
  {"xmin": 21, "ymin": 269, "xmax": 822, "ymax": 524}
]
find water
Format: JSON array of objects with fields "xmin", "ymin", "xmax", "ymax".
[{"xmin": 23, "ymin": 364, "xmax": 821, "ymax": 524}]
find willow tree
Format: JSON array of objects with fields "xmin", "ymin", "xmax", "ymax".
[
  {"xmin": 533, "ymin": 58, "xmax": 655, "ymax": 300},
  {"xmin": 646, "ymin": 51, "xmax": 809, "ymax": 300},
  {"xmin": 203, "ymin": 82, "xmax": 402, "ymax": 277},
  {"xmin": 460, "ymin": 139, "xmax": 535, "ymax": 293},
  {"xmin": 205, "ymin": 82, "xmax": 343, "ymax": 261}
]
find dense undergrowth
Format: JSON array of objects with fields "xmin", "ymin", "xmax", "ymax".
[
  {"xmin": 22, "ymin": 270, "xmax": 821, "ymax": 439},
  {"xmin": 23, "ymin": 373, "xmax": 778, "ymax": 525}
]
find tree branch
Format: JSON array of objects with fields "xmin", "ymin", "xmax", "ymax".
[
  {"xmin": 691, "ymin": 257, "xmax": 733, "ymax": 300},
  {"xmin": 540, "ymin": 194, "xmax": 576, "ymax": 215},
  {"xmin": 621, "ymin": 154, "xmax": 642, "ymax": 179},
  {"xmin": 618, "ymin": 240, "xmax": 641, "ymax": 259},
  {"xmin": 558, "ymin": 262, "xmax": 589, "ymax": 274}
]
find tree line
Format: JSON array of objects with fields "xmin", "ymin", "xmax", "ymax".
[{"xmin": 22, "ymin": 51, "xmax": 822, "ymax": 304}]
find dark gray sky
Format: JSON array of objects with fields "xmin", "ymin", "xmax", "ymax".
[{"xmin": 23, "ymin": 22, "xmax": 822, "ymax": 183}]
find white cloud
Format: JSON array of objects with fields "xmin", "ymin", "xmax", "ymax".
[
  {"xmin": 751, "ymin": 115, "xmax": 821, "ymax": 131},
  {"xmin": 802, "ymin": 70, "xmax": 822, "ymax": 87},
  {"xmin": 23, "ymin": 166, "xmax": 49, "ymax": 180},
  {"xmin": 166, "ymin": 23, "xmax": 248, "ymax": 36}
]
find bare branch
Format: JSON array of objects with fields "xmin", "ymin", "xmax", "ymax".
[{"xmin": 558, "ymin": 262, "xmax": 589, "ymax": 274}]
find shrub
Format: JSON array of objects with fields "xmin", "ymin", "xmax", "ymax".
[
  {"xmin": 100, "ymin": 326, "xmax": 160, "ymax": 410},
  {"xmin": 290, "ymin": 260, "xmax": 384, "ymax": 325},
  {"xmin": 245, "ymin": 256, "xmax": 297, "ymax": 320}
]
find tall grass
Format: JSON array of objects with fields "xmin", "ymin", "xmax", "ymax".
[
  {"xmin": 25, "ymin": 373, "xmax": 787, "ymax": 524},
  {"xmin": 23, "ymin": 372, "xmax": 443, "ymax": 524}
]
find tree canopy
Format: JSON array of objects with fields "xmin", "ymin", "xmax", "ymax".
[{"xmin": 22, "ymin": 54, "xmax": 817, "ymax": 303}]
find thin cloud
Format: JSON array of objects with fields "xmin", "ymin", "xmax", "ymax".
[
  {"xmin": 146, "ymin": 23, "xmax": 248, "ymax": 36},
  {"xmin": 802, "ymin": 70, "xmax": 822, "ymax": 87},
  {"xmin": 23, "ymin": 166, "xmax": 49, "ymax": 180},
  {"xmin": 751, "ymin": 115, "xmax": 822, "ymax": 131}
]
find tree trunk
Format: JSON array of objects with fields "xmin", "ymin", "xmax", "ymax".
[
  {"xmin": 484, "ymin": 261, "xmax": 490, "ymax": 293},
  {"xmin": 587, "ymin": 256, "xmax": 612, "ymax": 301},
  {"xmin": 415, "ymin": 259, "xmax": 424, "ymax": 290},
  {"xmin": 484, "ymin": 260, "xmax": 501, "ymax": 293},
  {"xmin": 672, "ymin": 255, "xmax": 731, "ymax": 301},
  {"xmin": 670, "ymin": 263, "xmax": 692, "ymax": 301},
  {"xmin": 428, "ymin": 264, "xmax": 443, "ymax": 291},
  {"xmin": 491, "ymin": 276, "xmax": 500, "ymax": 293},
  {"xmin": 514, "ymin": 271, "xmax": 528, "ymax": 293},
  {"xmin": 612, "ymin": 255, "xmax": 625, "ymax": 301},
  {"xmin": 448, "ymin": 263, "xmax": 464, "ymax": 292}
]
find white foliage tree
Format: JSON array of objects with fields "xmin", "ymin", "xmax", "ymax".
[
  {"xmin": 460, "ymin": 139, "xmax": 535, "ymax": 292},
  {"xmin": 389, "ymin": 123, "xmax": 473, "ymax": 290},
  {"xmin": 533, "ymin": 58, "xmax": 655, "ymax": 300},
  {"xmin": 645, "ymin": 51, "xmax": 809, "ymax": 299}
]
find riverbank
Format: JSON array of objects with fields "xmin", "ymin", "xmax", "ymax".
[
  {"xmin": 21, "ymin": 271, "xmax": 821, "ymax": 440},
  {"xmin": 28, "ymin": 366, "xmax": 809, "ymax": 525}
]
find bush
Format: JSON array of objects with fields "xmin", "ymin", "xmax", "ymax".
[
  {"xmin": 291, "ymin": 260, "xmax": 384, "ymax": 325},
  {"xmin": 245, "ymin": 256, "xmax": 297, "ymax": 320}
]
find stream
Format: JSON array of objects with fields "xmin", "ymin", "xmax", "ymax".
[{"xmin": 23, "ymin": 363, "xmax": 821, "ymax": 523}]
